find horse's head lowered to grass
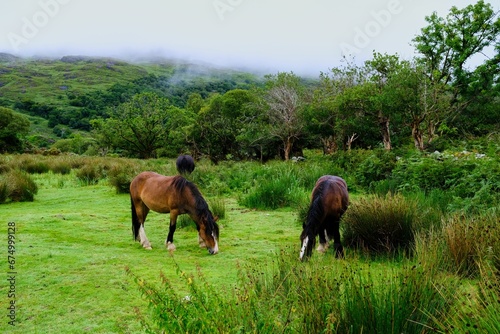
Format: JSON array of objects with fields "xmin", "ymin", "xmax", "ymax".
[
  {"xmin": 130, "ymin": 172, "xmax": 219, "ymax": 255},
  {"xmin": 300, "ymin": 175, "xmax": 349, "ymax": 261}
]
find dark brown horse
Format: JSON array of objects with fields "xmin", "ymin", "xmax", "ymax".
[
  {"xmin": 300, "ymin": 175, "xmax": 349, "ymax": 260},
  {"xmin": 130, "ymin": 172, "xmax": 219, "ymax": 254}
]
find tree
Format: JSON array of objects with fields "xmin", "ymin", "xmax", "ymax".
[
  {"xmin": 413, "ymin": 0, "xmax": 500, "ymax": 112},
  {"xmin": 260, "ymin": 72, "xmax": 308, "ymax": 160},
  {"xmin": 91, "ymin": 93, "xmax": 175, "ymax": 158},
  {"xmin": 193, "ymin": 89, "xmax": 257, "ymax": 162},
  {"xmin": 0, "ymin": 107, "xmax": 30, "ymax": 153}
]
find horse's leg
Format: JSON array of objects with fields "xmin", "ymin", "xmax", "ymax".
[
  {"xmin": 165, "ymin": 210, "xmax": 178, "ymax": 252},
  {"xmin": 136, "ymin": 203, "xmax": 152, "ymax": 250},
  {"xmin": 331, "ymin": 219, "xmax": 344, "ymax": 258},
  {"xmin": 317, "ymin": 225, "xmax": 329, "ymax": 253}
]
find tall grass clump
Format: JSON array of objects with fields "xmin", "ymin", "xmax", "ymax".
[
  {"xmin": 431, "ymin": 259, "xmax": 500, "ymax": 333},
  {"xmin": 342, "ymin": 193, "xmax": 419, "ymax": 255},
  {"xmin": 208, "ymin": 197, "xmax": 226, "ymax": 220},
  {"xmin": 0, "ymin": 170, "xmax": 38, "ymax": 202},
  {"xmin": 75, "ymin": 161, "xmax": 106, "ymax": 185},
  {"xmin": 14, "ymin": 154, "xmax": 50, "ymax": 174},
  {"xmin": 107, "ymin": 161, "xmax": 142, "ymax": 193},
  {"xmin": 415, "ymin": 210, "xmax": 500, "ymax": 278},
  {"xmin": 0, "ymin": 180, "xmax": 8, "ymax": 203},
  {"xmin": 239, "ymin": 164, "xmax": 308, "ymax": 210},
  {"xmin": 48, "ymin": 159, "xmax": 72, "ymax": 175},
  {"xmin": 129, "ymin": 248, "xmax": 460, "ymax": 333}
]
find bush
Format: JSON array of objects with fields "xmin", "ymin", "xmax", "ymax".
[
  {"xmin": 107, "ymin": 162, "xmax": 141, "ymax": 194},
  {"xmin": 19, "ymin": 159, "xmax": 50, "ymax": 174},
  {"xmin": 389, "ymin": 151, "xmax": 499, "ymax": 213},
  {"xmin": 48, "ymin": 160, "xmax": 72, "ymax": 175},
  {"xmin": 0, "ymin": 180, "xmax": 8, "ymax": 203},
  {"xmin": 0, "ymin": 170, "xmax": 38, "ymax": 202},
  {"xmin": 354, "ymin": 149, "xmax": 397, "ymax": 189},
  {"xmin": 342, "ymin": 193, "xmax": 419, "ymax": 254},
  {"xmin": 75, "ymin": 164, "xmax": 104, "ymax": 185}
]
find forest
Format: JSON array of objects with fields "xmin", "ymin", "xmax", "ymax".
[{"xmin": 0, "ymin": 0, "xmax": 498, "ymax": 163}]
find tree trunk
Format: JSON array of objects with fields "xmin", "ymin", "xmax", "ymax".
[
  {"xmin": 412, "ymin": 122, "xmax": 425, "ymax": 151},
  {"xmin": 346, "ymin": 133, "xmax": 358, "ymax": 151},
  {"xmin": 284, "ymin": 137, "xmax": 293, "ymax": 161},
  {"xmin": 378, "ymin": 114, "xmax": 391, "ymax": 150}
]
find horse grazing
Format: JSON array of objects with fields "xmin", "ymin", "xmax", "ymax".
[
  {"xmin": 300, "ymin": 175, "xmax": 349, "ymax": 261},
  {"xmin": 176, "ymin": 155, "xmax": 195, "ymax": 175},
  {"xmin": 130, "ymin": 171, "xmax": 219, "ymax": 255}
]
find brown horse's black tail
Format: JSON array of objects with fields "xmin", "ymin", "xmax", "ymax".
[{"xmin": 131, "ymin": 196, "xmax": 140, "ymax": 241}]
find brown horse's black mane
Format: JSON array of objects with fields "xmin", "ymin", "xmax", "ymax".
[
  {"xmin": 171, "ymin": 176, "xmax": 218, "ymax": 235},
  {"xmin": 304, "ymin": 180, "xmax": 327, "ymax": 237}
]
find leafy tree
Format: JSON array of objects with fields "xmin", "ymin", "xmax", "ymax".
[
  {"xmin": 193, "ymin": 89, "xmax": 257, "ymax": 162},
  {"xmin": 413, "ymin": 0, "xmax": 500, "ymax": 118},
  {"xmin": 0, "ymin": 107, "xmax": 30, "ymax": 153},
  {"xmin": 91, "ymin": 93, "xmax": 176, "ymax": 158}
]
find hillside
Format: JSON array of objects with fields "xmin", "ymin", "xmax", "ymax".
[
  {"xmin": 0, "ymin": 54, "xmax": 263, "ymax": 145},
  {"xmin": 0, "ymin": 54, "xmax": 261, "ymax": 108}
]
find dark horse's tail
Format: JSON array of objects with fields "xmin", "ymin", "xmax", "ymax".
[{"xmin": 131, "ymin": 196, "xmax": 141, "ymax": 241}]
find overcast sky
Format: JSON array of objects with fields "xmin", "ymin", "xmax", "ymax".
[{"xmin": 0, "ymin": 0, "xmax": 495, "ymax": 75}]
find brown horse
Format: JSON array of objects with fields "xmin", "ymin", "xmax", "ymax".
[
  {"xmin": 300, "ymin": 175, "xmax": 349, "ymax": 260},
  {"xmin": 130, "ymin": 172, "xmax": 219, "ymax": 255}
]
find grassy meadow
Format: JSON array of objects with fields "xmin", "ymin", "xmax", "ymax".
[
  {"xmin": 1, "ymin": 159, "xmax": 300, "ymax": 333},
  {"xmin": 1, "ymin": 152, "xmax": 499, "ymax": 333}
]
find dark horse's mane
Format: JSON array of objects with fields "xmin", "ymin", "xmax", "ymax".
[
  {"xmin": 171, "ymin": 176, "xmax": 218, "ymax": 235},
  {"xmin": 304, "ymin": 181, "xmax": 327, "ymax": 238}
]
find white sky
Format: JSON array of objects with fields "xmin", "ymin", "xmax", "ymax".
[{"xmin": 0, "ymin": 0, "xmax": 496, "ymax": 75}]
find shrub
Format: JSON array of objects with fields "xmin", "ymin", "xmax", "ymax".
[
  {"xmin": 1, "ymin": 170, "xmax": 38, "ymax": 202},
  {"xmin": 75, "ymin": 164, "xmax": 104, "ymax": 185},
  {"xmin": 390, "ymin": 151, "xmax": 499, "ymax": 214},
  {"xmin": 19, "ymin": 158, "xmax": 50, "ymax": 174},
  {"xmin": 354, "ymin": 149, "xmax": 397, "ymax": 189},
  {"xmin": 48, "ymin": 160, "xmax": 72, "ymax": 175},
  {"xmin": 107, "ymin": 162, "xmax": 141, "ymax": 194},
  {"xmin": 342, "ymin": 193, "xmax": 419, "ymax": 254},
  {"xmin": 0, "ymin": 180, "xmax": 8, "ymax": 203}
]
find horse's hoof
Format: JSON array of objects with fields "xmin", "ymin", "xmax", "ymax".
[
  {"xmin": 145, "ymin": 246, "xmax": 152, "ymax": 250},
  {"xmin": 166, "ymin": 241, "xmax": 176, "ymax": 252},
  {"xmin": 316, "ymin": 243, "xmax": 328, "ymax": 253}
]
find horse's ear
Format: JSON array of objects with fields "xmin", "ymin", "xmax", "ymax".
[
  {"xmin": 214, "ymin": 216, "xmax": 219, "ymax": 222},
  {"xmin": 302, "ymin": 223, "xmax": 306, "ymax": 229}
]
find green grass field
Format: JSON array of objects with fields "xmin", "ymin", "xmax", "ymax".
[
  {"xmin": 1, "ymin": 171, "xmax": 299, "ymax": 333},
  {"xmin": 1, "ymin": 154, "xmax": 498, "ymax": 333}
]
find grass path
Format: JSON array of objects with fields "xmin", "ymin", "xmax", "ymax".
[{"xmin": 1, "ymin": 173, "xmax": 300, "ymax": 333}]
